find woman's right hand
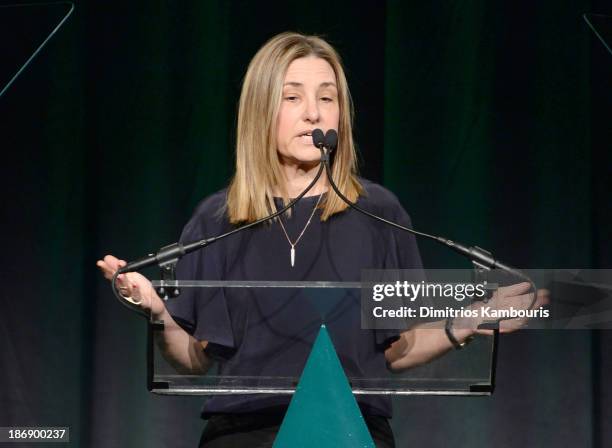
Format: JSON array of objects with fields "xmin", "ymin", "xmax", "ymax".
[{"xmin": 96, "ymin": 254, "xmax": 166, "ymax": 317}]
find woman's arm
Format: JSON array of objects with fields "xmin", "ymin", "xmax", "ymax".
[
  {"xmin": 385, "ymin": 282, "xmax": 550, "ymax": 372},
  {"xmin": 97, "ymin": 255, "xmax": 213, "ymax": 375},
  {"xmin": 384, "ymin": 319, "xmax": 475, "ymax": 372},
  {"xmin": 150, "ymin": 305, "xmax": 213, "ymax": 375}
]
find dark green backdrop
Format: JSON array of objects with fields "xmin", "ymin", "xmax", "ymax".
[{"xmin": 1, "ymin": 1, "xmax": 610, "ymax": 447}]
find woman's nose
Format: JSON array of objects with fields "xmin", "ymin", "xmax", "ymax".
[{"xmin": 303, "ymin": 98, "xmax": 320, "ymax": 123}]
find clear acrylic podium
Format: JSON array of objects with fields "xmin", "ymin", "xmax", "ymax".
[{"xmin": 147, "ymin": 280, "xmax": 497, "ymax": 397}]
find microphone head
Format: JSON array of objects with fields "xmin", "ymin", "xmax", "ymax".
[
  {"xmin": 324, "ymin": 129, "xmax": 338, "ymax": 152},
  {"xmin": 312, "ymin": 128, "xmax": 325, "ymax": 148}
]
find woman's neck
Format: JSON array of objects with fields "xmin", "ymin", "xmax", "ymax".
[{"xmin": 277, "ymin": 161, "xmax": 329, "ymax": 198}]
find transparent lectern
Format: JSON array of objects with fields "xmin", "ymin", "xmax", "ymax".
[{"xmin": 147, "ymin": 277, "xmax": 497, "ymax": 398}]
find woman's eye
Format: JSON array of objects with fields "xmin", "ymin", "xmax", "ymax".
[
  {"xmin": 284, "ymin": 96, "xmax": 298, "ymax": 101},
  {"xmin": 321, "ymin": 97, "xmax": 334, "ymax": 102}
]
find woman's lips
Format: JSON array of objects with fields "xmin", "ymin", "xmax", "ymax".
[{"xmin": 297, "ymin": 134, "xmax": 314, "ymax": 145}]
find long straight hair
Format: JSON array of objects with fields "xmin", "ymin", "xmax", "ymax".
[{"xmin": 226, "ymin": 32, "xmax": 363, "ymax": 223}]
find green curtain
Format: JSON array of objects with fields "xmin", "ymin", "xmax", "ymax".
[{"xmin": 0, "ymin": 1, "xmax": 610, "ymax": 446}]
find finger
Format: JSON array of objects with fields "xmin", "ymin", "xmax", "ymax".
[
  {"xmin": 498, "ymin": 315, "xmax": 528, "ymax": 332},
  {"xmin": 515, "ymin": 290, "xmax": 551, "ymax": 309},
  {"xmin": 103, "ymin": 254, "xmax": 125, "ymax": 271},
  {"xmin": 536, "ymin": 288, "xmax": 551, "ymax": 306},
  {"xmin": 96, "ymin": 259, "xmax": 111, "ymax": 272},
  {"xmin": 131, "ymin": 283, "xmax": 147, "ymax": 307},
  {"xmin": 116, "ymin": 273, "xmax": 128, "ymax": 286},
  {"xmin": 508, "ymin": 289, "xmax": 549, "ymax": 306},
  {"xmin": 120, "ymin": 272, "xmax": 142, "ymax": 289},
  {"xmin": 96, "ymin": 260, "xmax": 108, "ymax": 273},
  {"xmin": 498, "ymin": 282, "xmax": 531, "ymax": 297},
  {"xmin": 116, "ymin": 276, "xmax": 134, "ymax": 300},
  {"xmin": 122, "ymin": 272, "xmax": 140, "ymax": 285},
  {"xmin": 119, "ymin": 273, "xmax": 146, "ymax": 294},
  {"xmin": 103, "ymin": 254, "xmax": 118, "ymax": 264},
  {"xmin": 500, "ymin": 291, "xmax": 538, "ymax": 309},
  {"xmin": 116, "ymin": 280, "xmax": 132, "ymax": 297},
  {"xmin": 96, "ymin": 261, "xmax": 117, "ymax": 280}
]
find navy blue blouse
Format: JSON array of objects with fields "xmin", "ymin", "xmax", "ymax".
[{"xmin": 167, "ymin": 179, "xmax": 423, "ymax": 418}]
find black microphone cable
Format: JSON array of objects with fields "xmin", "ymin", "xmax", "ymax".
[
  {"xmin": 316, "ymin": 128, "xmax": 538, "ymax": 323},
  {"xmin": 111, "ymin": 156, "xmax": 327, "ymax": 317}
]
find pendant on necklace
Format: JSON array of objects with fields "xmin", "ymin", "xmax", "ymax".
[{"xmin": 290, "ymin": 246, "xmax": 295, "ymax": 267}]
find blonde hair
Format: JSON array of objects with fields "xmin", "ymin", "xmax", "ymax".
[{"xmin": 226, "ymin": 32, "xmax": 363, "ymax": 223}]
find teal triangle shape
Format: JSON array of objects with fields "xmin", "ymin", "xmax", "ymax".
[{"xmin": 273, "ymin": 325, "xmax": 375, "ymax": 448}]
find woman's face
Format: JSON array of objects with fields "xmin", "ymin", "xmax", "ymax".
[{"xmin": 276, "ymin": 56, "xmax": 340, "ymax": 166}]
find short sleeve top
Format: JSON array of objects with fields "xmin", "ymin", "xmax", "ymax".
[{"xmin": 167, "ymin": 178, "xmax": 423, "ymax": 418}]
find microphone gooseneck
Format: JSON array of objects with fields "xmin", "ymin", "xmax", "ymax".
[
  {"xmin": 112, "ymin": 149, "xmax": 328, "ymax": 315},
  {"xmin": 315, "ymin": 128, "xmax": 524, "ymax": 277},
  {"xmin": 113, "ymin": 126, "xmax": 535, "ymax": 319},
  {"xmin": 314, "ymin": 127, "xmax": 535, "ymax": 317}
]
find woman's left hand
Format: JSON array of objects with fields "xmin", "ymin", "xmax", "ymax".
[{"xmin": 473, "ymin": 282, "xmax": 550, "ymax": 334}]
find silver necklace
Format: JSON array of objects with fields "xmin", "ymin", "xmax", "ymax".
[{"xmin": 278, "ymin": 193, "xmax": 324, "ymax": 267}]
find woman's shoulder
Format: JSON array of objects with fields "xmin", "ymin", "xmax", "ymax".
[
  {"xmin": 191, "ymin": 188, "xmax": 228, "ymax": 218},
  {"xmin": 181, "ymin": 188, "xmax": 229, "ymax": 240},
  {"xmin": 357, "ymin": 177, "xmax": 404, "ymax": 211}
]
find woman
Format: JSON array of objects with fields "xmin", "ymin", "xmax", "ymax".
[{"xmin": 97, "ymin": 32, "xmax": 543, "ymax": 448}]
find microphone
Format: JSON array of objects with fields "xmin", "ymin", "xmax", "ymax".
[
  {"xmin": 312, "ymin": 128, "xmax": 325, "ymax": 149},
  {"xmin": 324, "ymin": 129, "xmax": 338, "ymax": 152}
]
